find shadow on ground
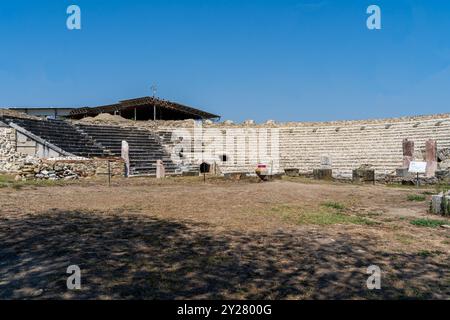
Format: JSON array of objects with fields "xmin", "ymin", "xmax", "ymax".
[{"xmin": 0, "ymin": 210, "xmax": 448, "ymax": 299}]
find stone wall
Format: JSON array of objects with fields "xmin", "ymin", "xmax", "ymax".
[
  {"xmin": 279, "ymin": 117, "xmax": 450, "ymax": 179},
  {"xmin": 156, "ymin": 126, "xmax": 282, "ymax": 175},
  {"xmin": 15, "ymin": 158, "xmax": 125, "ymax": 181},
  {"xmin": 153, "ymin": 114, "xmax": 450, "ymax": 179},
  {"xmin": 0, "ymin": 126, "xmax": 38, "ymax": 173},
  {"xmin": 4, "ymin": 112, "xmax": 450, "ymax": 181}
]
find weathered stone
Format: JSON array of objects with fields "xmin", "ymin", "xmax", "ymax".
[
  {"xmin": 320, "ymin": 156, "xmax": 332, "ymax": 169},
  {"xmin": 431, "ymin": 195, "xmax": 443, "ymax": 214},
  {"xmin": 121, "ymin": 140, "xmax": 130, "ymax": 177},
  {"xmin": 224, "ymin": 172, "xmax": 247, "ymax": 180},
  {"xmin": 402, "ymin": 139, "xmax": 414, "ymax": 168},
  {"xmin": 156, "ymin": 159, "xmax": 166, "ymax": 179},
  {"xmin": 425, "ymin": 139, "xmax": 438, "ymax": 177},
  {"xmin": 352, "ymin": 169, "xmax": 375, "ymax": 183},
  {"xmin": 396, "ymin": 168, "xmax": 410, "ymax": 177},
  {"xmin": 313, "ymin": 169, "xmax": 333, "ymax": 180},
  {"xmin": 438, "ymin": 148, "xmax": 450, "ymax": 161},
  {"xmin": 431, "ymin": 193, "xmax": 450, "ymax": 215},
  {"xmin": 436, "ymin": 170, "xmax": 450, "ymax": 183},
  {"xmin": 284, "ymin": 168, "xmax": 299, "ymax": 177},
  {"xmin": 439, "ymin": 159, "xmax": 450, "ymax": 170}
]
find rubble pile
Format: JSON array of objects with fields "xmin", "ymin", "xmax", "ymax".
[{"xmin": 14, "ymin": 158, "xmax": 125, "ymax": 181}]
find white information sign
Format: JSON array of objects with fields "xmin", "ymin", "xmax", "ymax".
[{"xmin": 408, "ymin": 161, "xmax": 427, "ymax": 174}]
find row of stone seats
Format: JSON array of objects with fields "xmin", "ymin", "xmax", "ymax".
[
  {"xmin": 75, "ymin": 124, "xmax": 179, "ymax": 176},
  {"xmin": 0, "ymin": 117, "xmax": 180, "ymax": 176},
  {"xmin": 1, "ymin": 117, "xmax": 109, "ymax": 158},
  {"xmin": 279, "ymin": 119, "xmax": 450, "ymax": 177},
  {"xmin": 155, "ymin": 118, "xmax": 450, "ymax": 177}
]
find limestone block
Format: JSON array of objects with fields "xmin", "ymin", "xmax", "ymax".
[
  {"xmin": 425, "ymin": 139, "xmax": 438, "ymax": 177},
  {"xmin": 313, "ymin": 169, "xmax": 333, "ymax": 180},
  {"xmin": 121, "ymin": 140, "xmax": 130, "ymax": 177},
  {"xmin": 156, "ymin": 159, "xmax": 166, "ymax": 179},
  {"xmin": 284, "ymin": 168, "xmax": 299, "ymax": 177},
  {"xmin": 431, "ymin": 194, "xmax": 450, "ymax": 215},
  {"xmin": 402, "ymin": 139, "xmax": 414, "ymax": 168},
  {"xmin": 439, "ymin": 159, "xmax": 450, "ymax": 170},
  {"xmin": 396, "ymin": 168, "xmax": 412, "ymax": 177},
  {"xmin": 320, "ymin": 156, "xmax": 332, "ymax": 169},
  {"xmin": 352, "ymin": 169, "xmax": 375, "ymax": 183}
]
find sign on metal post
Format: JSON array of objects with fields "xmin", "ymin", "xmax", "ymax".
[
  {"xmin": 408, "ymin": 161, "xmax": 426, "ymax": 187},
  {"xmin": 408, "ymin": 161, "xmax": 427, "ymax": 173}
]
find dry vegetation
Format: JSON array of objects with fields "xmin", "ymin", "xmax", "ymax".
[{"xmin": 0, "ymin": 175, "xmax": 449, "ymax": 299}]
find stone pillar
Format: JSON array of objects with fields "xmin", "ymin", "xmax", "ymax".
[
  {"xmin": 402, "ymin": 139, "xmax": 414, "ymax": 168},
  {"xmin": 425, "ymin": 139, "xmax": 437, "ymax": 177},
  {"xmin": 156, "ymin": 160, "xmax": 166, "ymax": 179},
  {"xmin": 121, "ymin": 140, "xmax": 130, "ymax": 177}
]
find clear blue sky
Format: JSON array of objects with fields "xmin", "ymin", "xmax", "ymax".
[{"xmin": 0, "ymin": 0, "xmax": 449, "ymax": 122}]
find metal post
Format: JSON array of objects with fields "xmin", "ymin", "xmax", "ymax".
[
  {"xmin": 151, "ymin": 84, "xmax": 157, "ymax": 121},
  {"xmin": 108, "ymin": 160, "xmax": 111, "ymax": 187}
]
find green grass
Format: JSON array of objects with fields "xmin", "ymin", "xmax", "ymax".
[
  {"xmin": 410, "ymin": 218, "xmax": 448, "ymax": 228},
  {"xmin": 417, "ymin": 250, "xmax": 444, "ymax": 257},
  {"xmin": 435, "ymin": 183, "xmax": 450, "ymax": 194},
  {"xmin": 321, "ymin": 201, "xmax": 345, "ymax": 210},
  {"xmin": 296, "ymin": 211, "xmax": 377, "ymax": 226},
  {"xmin": 0, "ymin": 174, "xmax": 64, "ymax": 189},
  {"xmin": 407, "ymin": 194, "xmax": 427, "ymax": 202}
]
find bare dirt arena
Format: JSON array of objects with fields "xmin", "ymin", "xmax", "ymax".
[{"xmin": 0, "ymin": 176, "xmax": 449, "ymax": 299}]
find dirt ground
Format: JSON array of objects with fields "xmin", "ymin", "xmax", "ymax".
[{"xmin": 0, "ymin": 176, "xmax": 449, "ymax": 299}]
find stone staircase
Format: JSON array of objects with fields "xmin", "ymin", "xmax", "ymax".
[
  {"xmin": 0, "ymin": 116, "xmax": 109, "ymax": 158},
  {"xmin": 156, "ymin": 130, "xmax": 200, "ymax": 175},
  {"xmin": 75, "ymin": 124, "xmax": 179, "ymax": 176},
  {"xmin": 0, "ymin": 116, "xmax": 180, "ymax": 176},
  {"xmin": 155, "ymin": 116, "xmax": 450, "ymax": 179}
]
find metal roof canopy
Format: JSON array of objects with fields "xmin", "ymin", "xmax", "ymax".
[{"xmin": 68, "ymin": 96, "xmax": 220, "ymax": 120}]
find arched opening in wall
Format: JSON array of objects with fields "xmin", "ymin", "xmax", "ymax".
[{"xmin": 200, "ymin": 162, "xmax": 211, "ymax": 174}]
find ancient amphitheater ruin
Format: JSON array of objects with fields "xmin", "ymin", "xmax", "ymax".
[{"xmin": 1, "ymin": 98, "xmax": 450, "ymax": 184}]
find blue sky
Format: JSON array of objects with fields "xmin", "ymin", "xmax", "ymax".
[{"xmin": 0, "ymin": 0, "xmax": 449, "ymax": 122}]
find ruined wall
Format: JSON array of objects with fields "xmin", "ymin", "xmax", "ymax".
[
  {"xmin": 0, "ymin": 124, "xmax": 67, "ymax": 173},
  {"xmin": 15, "ymin": 158, "xmax": 125, "ymax": 181},
  {"xmin": 154, "ymin": 114, "xmax": 450, "ymax": 179},
  {"xmin": 156, "ymin": 126, "xmax": 281, "ymax": 174},
  {"xmin": 0, "ymin": 126, "xmax": 37, "ymax": 172},
  {"xmin": 280, "ymin": 116, "xmax": 450, "ymax": 179}
]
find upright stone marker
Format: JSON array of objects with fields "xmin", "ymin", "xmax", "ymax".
[
  {"xmin": 402, "ymin": 139, "xmax": 414, "ymax": 168},
  {"xmin": 121, "ymin": 140, "xmax": 130, "ymax": 177},
  {"xmin": 320, "ymin": 155, "xmax": 332, "ymax": 169},
  {"xmin": 425, "ymin": 139, "xmax": 437, "ymax": 177},
  {"xmin": 156, "ymin": 159, "xmax": 166, "ymax": 179}
]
